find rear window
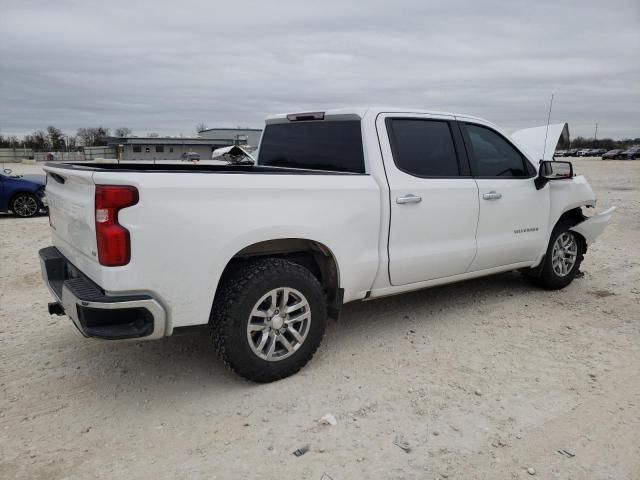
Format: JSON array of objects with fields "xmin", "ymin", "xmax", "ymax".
[
  {"xmin": 258, "ymin": 120, "xmax": 365, "ymax": 173},
  {"xmin": 386, "ymin": 118, "xmax": 460, "ymax": 177}
]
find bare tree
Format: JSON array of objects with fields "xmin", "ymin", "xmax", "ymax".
[
  {"xmin": 31, "ymin": 130, "xmax": 49, "ymax": 151},
  {"xmin": 0, "ymin": 133, "xmax": 20, "ymax": 148},
  {"xmin": 76, "ymin": 127, "xmax": 110, "ymax": 147},
  {"xmin": 66, "ymin": 136, "xmax": 78, "ymax": 150},
  {"xmin": 115, "ymin": 127, "xmax": 132, "ymax": 138},
  {"xmin": 46, "ymin": 126, "xmax": 65, "ymax": 150},
  {"xmin": 196, "ymin": 122, "xmax": 208, "ymax": 133},
  {"xmin": 147, "ymin": 132, "xmax": 160, "ymax": 138}
]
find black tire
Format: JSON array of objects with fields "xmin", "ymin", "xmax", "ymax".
[
  {"xmin": 534, "ymin": 219, "xmax": 585, "ymax": 290},
  {"xmin": 209, "ymin": 258, "xmax": 327, "ymax": 383},
  {"xmin": 11, "ymin": 192, "xmax": 42, "ymax": 218}
]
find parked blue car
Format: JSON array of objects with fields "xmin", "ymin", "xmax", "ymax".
[{"xmin": 0, "ymin": 168, "xmax": 48, "ymax": 217}]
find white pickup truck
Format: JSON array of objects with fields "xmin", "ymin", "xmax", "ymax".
[{"xmin": 40, "ymin": 108, "xmax": 615, "ymax": 382}]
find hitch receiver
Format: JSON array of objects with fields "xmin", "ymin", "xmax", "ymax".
[{"xmin": 48, "ymin": 301, "xmax": 65, "ymax": 316}]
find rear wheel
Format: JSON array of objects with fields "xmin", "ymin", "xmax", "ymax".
[
  {"xmin": 533, "ymin": 219, "xmax": 585, "ymax": 290},
  {"xmin": 11, "ymin": 193, "xmax": 41, "ymax": 218},
  {"xmin": 210, "ymin": 258, "xmax": 327, "ymax": 382}
]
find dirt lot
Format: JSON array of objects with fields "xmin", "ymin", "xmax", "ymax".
[{"xmin": 1, "ymin": 159, "xmax": 639, "ymax": 479}]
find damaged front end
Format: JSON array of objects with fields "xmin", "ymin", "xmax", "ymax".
[{"xmin": 570, "ymin": 207, "xmax": 616, "ymax": 245}]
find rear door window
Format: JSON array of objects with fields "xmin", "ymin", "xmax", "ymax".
[
  {"xmin": 385, "ymin": 118, "xmax": 461, "ymax": 177},
  {"xmin": 258, "ymin": 120, "xmax": 365, "ymax": 173}
]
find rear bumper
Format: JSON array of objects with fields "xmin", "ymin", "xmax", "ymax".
[{"xmin": 39, "ymin": 246, "xmax": 166, "ymax": 340}]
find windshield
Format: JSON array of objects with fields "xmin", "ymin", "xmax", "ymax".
[{"xmin": 258, "ymin": 120, "xmax": 365, "ymax": 173}]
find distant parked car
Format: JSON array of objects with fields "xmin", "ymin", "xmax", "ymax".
[
  {"xmin": 602, "ymin": 149, "xmax": 626, "ymax": 160},
  {"xmin": 592, "ymin": 149, "xmax": 607, "ymax": 156},
  {"xmin": 0, "ymin": 169, "xmax": 48, "ymax": 217},
  {"xmin": 554, "ymin": 150, "xmax": 567, "ymax": 157},
  {"xmin": 620, "ymin": 147, "xmax": 640, "ymax": 160},
  {"xmin": 577, "ymin": 149, "xmax": 592, "ymax": 157},
  {"xmin": 565, "ymin": 149, "xmax": 580, "ymax": 157},
  {"xmin": 181, "ymin": 151, "xmax": 201, "ymax": 161}
]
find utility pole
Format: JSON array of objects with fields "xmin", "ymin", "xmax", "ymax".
[{"xmin": 594, "ymin": 123, "xmax": 598, "ymax": 141}]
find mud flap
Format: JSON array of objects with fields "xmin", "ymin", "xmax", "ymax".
[{"xmin": 570, "ymin": 207, "xmax": 616, "ymax": 245}]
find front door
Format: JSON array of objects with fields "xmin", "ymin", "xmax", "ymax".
[
  {"xmin": 459, "ymin": 121, "xmax": 549, "ymax": 271},
  {"xmin": 377, "ymin": 114, "xmax": 479, "ymax": 286}
]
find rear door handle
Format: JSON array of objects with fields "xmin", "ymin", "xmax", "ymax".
[
  {"xmin": 396, "ymin": 194, "xmax": 422, "ymax": 204},
  {"xmin": 482, "ymin": 191, "xmax": 502, "ymax": 200}
]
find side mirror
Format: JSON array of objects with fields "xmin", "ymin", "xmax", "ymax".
[{"xmin": 535, "ymin": 160, "xmax": 573, "ymax": 190}]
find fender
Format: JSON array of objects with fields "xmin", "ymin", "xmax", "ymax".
[
  {"xmin": 570, "ymin": 207, "xmax": 616, "ymax": 245},
  {"xmin": 547, "ymin": 175, "xmax": 596, "ymax": 235}
]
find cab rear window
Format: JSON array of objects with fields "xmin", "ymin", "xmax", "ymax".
[{"xmin": 258, "ymin": 121, "xmax": 365, "ymax": 173}]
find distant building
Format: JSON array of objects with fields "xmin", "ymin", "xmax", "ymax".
[
  {"xmin": 198, "ymin": 128, "xmax": 262, "ymax": 147},
  {"xmin": 108, "ymin": 128, "xmax": 262, "ymax": 161}
]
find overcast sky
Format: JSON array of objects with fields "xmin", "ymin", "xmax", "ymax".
[{"xmin": 1, "ymin": 0, "xmax": 639, "ymax": 139}]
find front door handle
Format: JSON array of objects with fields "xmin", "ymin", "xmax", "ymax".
[
  {"xmin": 396, "ymin": 194, "xmax": 422, "ymax": 204},
  {"xmin": 482, "ymin": 191, "xmax": 502, "ymax": 200}
]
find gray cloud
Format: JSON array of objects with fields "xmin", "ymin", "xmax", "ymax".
[{"xmin": 1, "ymin": 0, "xmax": 639, "ymax": 138}]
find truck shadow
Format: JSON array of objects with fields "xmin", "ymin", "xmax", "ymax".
[
  {"xmin": 79, "ymin": 270, "xmax": 539, "ymax": 399},
  {"xmin": 337, "ymin": 270, "xmax": 535, "ymax": 334}
]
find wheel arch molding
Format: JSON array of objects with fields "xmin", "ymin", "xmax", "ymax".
[{"xmin": 218, "ymin": 238, "xmax": 343, "ymax": 320}]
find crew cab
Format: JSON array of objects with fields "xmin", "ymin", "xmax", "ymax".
[{"xmin": 39, "ymin": 108, "xmax": 615, "ymax": 382}]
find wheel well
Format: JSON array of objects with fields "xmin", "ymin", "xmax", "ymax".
[
  {"xmin": 219, "ymin": 239, "xmax": 342, "ymax": 319},
  {"xmin": 9, "ymin": 190, "xmax": 30, "ymax": 204},
  {"xmin": 557, "ymin": 207, "xmax": 588, "ymax": 251},
  {"xmin": 524, "ymin": 207, "xmax": 589, "ymax": 278},
  {"xmin": 558, "ymin": 207, "xmax": 586, "ymax": 225}
]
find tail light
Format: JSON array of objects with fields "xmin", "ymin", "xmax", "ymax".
[{"xmin": 95, "ymin": 185, "xmax": 138, "ymax": 266}]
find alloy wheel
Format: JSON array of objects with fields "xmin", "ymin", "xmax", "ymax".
[
  {"xmin": 551, "ymin": 232, "xmax": 578, "ymax": 277},
  {"xmin": 246, "ymin": 287, "xmax": 311, "ymax": 361},
  {"xmin": 12, "ymin": 194, "xmax": 39, "ymax": 217}
]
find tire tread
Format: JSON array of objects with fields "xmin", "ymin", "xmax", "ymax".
[{"xmin": 209, "ymin": 257, "xmax": 326, "ymax": 382}]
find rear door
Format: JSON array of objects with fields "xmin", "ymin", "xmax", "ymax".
[
  {"xmin": 459, "ymin": 121, "xmax": 549, "ymax": 271},
  {"xmin": 377, "ymin": 114, "xmax": 479, "ymax": 286}
]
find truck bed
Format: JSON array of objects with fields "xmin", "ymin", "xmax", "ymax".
[
  {"xmin": 45, "ymin": 162, "xmax": 364, "ymax": 175},
  {"xmin": 42, "ymin": 160, "xmax": 382, "ymax": 334}
]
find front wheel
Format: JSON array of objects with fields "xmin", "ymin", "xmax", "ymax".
[
  {"xmin": 534, "ymin": 220, "xmax": 585, "ymax": 290},
  {"xmin": 210, "ymin": 258, "xmax": 327, "ymax": 382},
  {"xmin": 11, "ymin": 193, "xmax": 42, "ymax": 218}
]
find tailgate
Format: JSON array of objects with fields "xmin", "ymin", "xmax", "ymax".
[{"xmin": 43, "ymin": 165, "xmax": 98, "ymax": 268}]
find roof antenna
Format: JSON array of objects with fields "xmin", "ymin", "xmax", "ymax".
[{"xmin": 542, "ymin": 93, "xmax": 554, "ymax": 160}]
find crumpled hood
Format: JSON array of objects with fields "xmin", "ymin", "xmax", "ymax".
[{"xmin": 511, "ymin": 123, "xmax": 570, "ymax": 167}]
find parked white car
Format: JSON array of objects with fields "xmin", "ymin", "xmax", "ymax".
[{"xmin": 40, "ymin": 108, "xmax": 615, "ymax": 382}]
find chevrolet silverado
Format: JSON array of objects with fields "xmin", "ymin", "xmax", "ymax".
[{"xmin": 39, "ymin": 108, "xmax": 615, "ymax": 382}]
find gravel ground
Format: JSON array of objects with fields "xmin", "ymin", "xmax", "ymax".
[{"xmin": 1, "ymin": 158, "xmax": 639, "ymax": 480}]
